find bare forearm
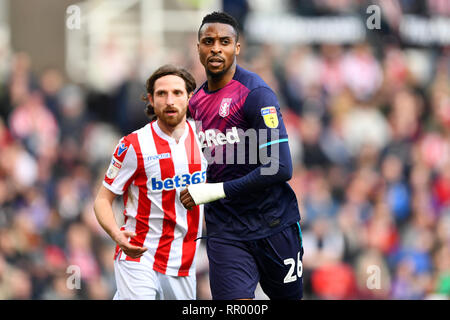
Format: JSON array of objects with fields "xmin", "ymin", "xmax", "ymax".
[
  {"xmin": 95, "ymin": 182, "xmax": 147, "ymax": 259},
  {"xmin": 94, "ymin": 198, "xmax": 121, "ymax": 242}
]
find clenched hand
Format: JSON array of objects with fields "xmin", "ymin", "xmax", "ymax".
[{"xmin": 180, "ymin": 188, "xmax": 195, "ymax": 211}]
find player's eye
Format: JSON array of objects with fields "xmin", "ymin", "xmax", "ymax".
[
  {"xmin": 221, "ymin": 38, "xmax": 231, "ymax": 45},
  {"xmin": 203, "ymin": 38, "xmax": 213, "ymax": 45},
  {"xmin": 156, "ymin": 91, "xmax": 166, "ymax": 97}
]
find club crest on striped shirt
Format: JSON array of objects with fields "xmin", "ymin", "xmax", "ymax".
[{"xmin": 219, "ymin": 98, "xmax": 232, "ymax": 117}]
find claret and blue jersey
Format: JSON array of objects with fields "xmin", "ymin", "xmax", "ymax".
[{"xmin": 189, "ymin": 65, "xmax": 301, "ymax": 240}]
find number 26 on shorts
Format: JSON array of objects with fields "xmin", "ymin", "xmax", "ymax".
[{"xmin": 283, "ymin": 251, "xmax": 303, "ymax": 283}]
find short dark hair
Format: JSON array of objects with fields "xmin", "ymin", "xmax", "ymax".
[
  {"xmin": 198, "ymin": 11, "xmax": 240, "ymax": 42},
  {"xmin": 142, "ymin": 64, "xmax": 196, "ymax": 120}
]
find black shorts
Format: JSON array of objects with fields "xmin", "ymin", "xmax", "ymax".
[{"xmin": 206, "ymin": 222, "xmax": 304, "ymax": 300}]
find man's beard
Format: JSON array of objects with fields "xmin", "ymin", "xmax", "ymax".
[
  {"xmin": 156, "ymin": 109, "xmax": 186, "ymax": 127},
  {"xmin": 206, "ymin": 65, "xmax": 229, "ymax": 80}
]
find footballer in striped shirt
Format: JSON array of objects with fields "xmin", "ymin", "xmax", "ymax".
[{"xmin": 94, "ymin": 65, "xmax": 207, "ymax": 300}]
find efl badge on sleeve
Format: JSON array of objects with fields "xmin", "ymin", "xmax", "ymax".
[
  {"xmin": 219, "ymin": 98, "xmax": 232, "ymax": 117},
  {"xmin": 106, "ymin": 157, "xmax": 122, "ymax": 179},
  {"xmin": 261, "ymin": 106, "xmax": 279, "ymax": 128}
]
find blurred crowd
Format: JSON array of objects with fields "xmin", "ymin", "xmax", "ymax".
[
  {"xmin": 1, "ymin": 0, "xmax": 450, "ymax": 300},
  {"xmin": 277, "ymin": 41, "xmax": 450, "ymax": 300}
]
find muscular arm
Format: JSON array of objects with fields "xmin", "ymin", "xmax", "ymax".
[{"xmin": 94, "ymin": 185, "xmax": 147, "ymax": 259}]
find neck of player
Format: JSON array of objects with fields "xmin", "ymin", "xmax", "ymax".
[
  {"xmin": 157, "ymin": 118, "xmax": 186, "ymax": 143},
  {"xmin": 207, "ymin": 63, "xmax": 236, "ymax": 92}
]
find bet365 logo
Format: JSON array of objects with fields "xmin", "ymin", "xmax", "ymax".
[{"xmin": 151, "ymin": 171, "xmax": 206, "ymax": 191}]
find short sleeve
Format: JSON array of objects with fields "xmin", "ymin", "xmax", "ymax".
[{"xmin": 103, "ymin": 136, "xmax": 138, "ymax": 195}]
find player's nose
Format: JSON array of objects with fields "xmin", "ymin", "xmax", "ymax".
[
  {"xmin": 166, "ymin": 92, "xmax": 175, "ymax": 105},
  {"xmin": 211, "ymin": 41, "xmax": 222, "ymax": 54}
]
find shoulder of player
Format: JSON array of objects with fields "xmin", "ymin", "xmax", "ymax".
[
  {"xmin": 235, "ymin": 65, "xmax": 273, "ymax": 92},
  {"xmin": 241, "ymin": 86, "xmax": 277, "ymax": 112},
  {"xmin": 189, "ymin": 82, "xmax": 208, "ymax": 104},
  {"xmin": 240, "ymin": 85, "xmax": 280, "ymax": 122},
  {"xmin": 120, "ymin": 123, "xmax": 154, "ymax": 153},
  {"xmin": 247, "ymin": 85, "xmax": 276, "ymax": 98}
]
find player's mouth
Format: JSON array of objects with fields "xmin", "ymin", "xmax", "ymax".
[
  {"xmin": 164, "ymin": 109, "xmax": 178, "ymax": 116},
  {"xmin": 207, "ymin": 56, "xmax": 224, "ymax": 67}
]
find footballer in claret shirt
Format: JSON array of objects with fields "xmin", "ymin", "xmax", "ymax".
[{"xmin": 180, "ymin": 12, "xmax": 304, "ymax": 300}]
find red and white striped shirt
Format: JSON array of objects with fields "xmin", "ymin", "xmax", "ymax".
[{"xmin": 103, "ymin": 120, "xmax": 207, "ymax": 277}]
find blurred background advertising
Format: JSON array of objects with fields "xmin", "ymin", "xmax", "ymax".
[{"xmin": 0, "ymin": 0, "xmax": 450, "ymax": 300}]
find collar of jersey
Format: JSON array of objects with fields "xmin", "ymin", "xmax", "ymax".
[
  {"xmin": 202, "ymin": 64, "xmax": 242, "ymax": 95},
  {"xmin": 151, "ymin": 120, "xmax": 189, "ymax": 145}
]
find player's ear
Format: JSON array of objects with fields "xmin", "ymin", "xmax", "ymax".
[
  {"xmin": 235, "ymin": 42, "xmax": 241, "ymax": 56},
  {"xmin": 147, "ymin": 93, "xmax": 154, "ymax": 106}
]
